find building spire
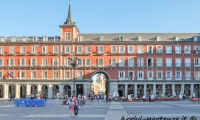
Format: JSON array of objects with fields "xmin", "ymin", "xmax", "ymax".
[{"xmin": 64, "ymin": 0, "xmax": 75, "ymax": 25}]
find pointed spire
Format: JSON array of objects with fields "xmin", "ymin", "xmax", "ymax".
[{"xmin": 64, "ymin": 0, "xmax": 75, "ymax": 25}]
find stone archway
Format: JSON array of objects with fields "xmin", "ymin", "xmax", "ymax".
[
  {"xmin": 64, "ymin": 85, "xmax": 71, "ymax": 97},
  {"xmin": 52, "ymin": 85, "xmax": 59, "ymax": 97},
  {"xmin": 42, "ymin": 85, "xmax": 48, "ymax": 96},
  {"xmin": 0, "ymin": 85, "xmax": 3, "ymax": 98},
  {"xmin": 31, "ymin": 85, "xmax": 37, "ymax": 97},
  {"xmin": 20, "ymin": 85, "xmax": 26, "ymax": 98},
  {"xmin": 9, "ymin": 85, "xmax": 15, "ymax": 96},
  {"xmin": 91, "ymin": 71, "xmax": 111, "ymax": 95}
]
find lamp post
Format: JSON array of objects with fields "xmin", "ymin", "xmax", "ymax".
[{"xmin": 68, "ymin": 54, "xmax": 78, "ymax": 97}]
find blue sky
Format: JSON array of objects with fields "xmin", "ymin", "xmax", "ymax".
[{"xmin": 0, "ymin": 0, "xmax": 200, "ymax": 36}]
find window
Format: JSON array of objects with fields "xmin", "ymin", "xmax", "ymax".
[
  {"xmin": 111, "ymin": 46, "xmax": 117, "ymax": 53},
  {"xmin": 9, "ymin": 46, "xmax": 15, "ymax": 54},
  {"xmin": 65, "ymin": 33, "xmax": 70, "ymax": 41},
  {"xmin": 98, "ymin": 46, "xmax": 104, "ymax": 53},
  {"xmin": 20, "ymin": 58, "xmax": 26, "ymax": 66},
  {"xmin": 176, "ymin": 71, "xmax": 181, "ymax": 79},
  {"xmin": 194, "ymin": 58, "xmax": 200, "ymax": 66},
  {"xmin": 64, "ymin": 71, "xmax": 70, "ymax": 79},
  {"xmin": 194, "ymin": 46, "xmax": 200, "ymax": 54},
  {"xmin": 8, "ymin": 71, "xmax": 14, "ymax": 79},
  {"xmin": 166, "ymin": 71, "xmax": 172, "ymax": 80},
  {"xmin": 119, "ymin": 58, "xmax": 124, "ymax": 66},
  {"xmin": 0, "ymin": 46, "xmax": 3, "ymax": 54},
  {"xmin": 52, "ymin": 58, "xmax": 58, "ymax": 66},
  {"xmin": 166, "ymin": 45, "xmax": 172, "ymax": 54},
  {"xmin": 53, "ymin": 46, "xmax": 58, "ymax": 54},
  {"xmin": 175, "ymin": 45, "xmax": 181, "ymax": 54},
  {"xmin": 156, "ymin": 58, "xmax": 162, "ymax": 66},
  {"xmin": 128, "ymin": 58, "xmax": 134, "ymax": 67},
  {"xmin": 175, "ymin": 58, "xmax": 181, "ymax": 67},
  {"xmin": 85, "ymin": 46, "xmax": 91, "ymax": 53},
  {"xmin": 77, "ymin": 71, "xmax": 82, "ymax": 80},
  {"xmin": 31, "ymin": 71, "xmax": 36, "ymax": 79},
  {"xmin": 42, "ymin": 71, "xmax": 47, "ymax": 79},
  {"xmin": 157, "ymin": 71, "xmax": 162, "ymax": 79},
  {"xmin": 42, "ymin": 46, "xmax": 47, "ymax": 54},
  {"xmin": 166, "ymin": 58, "xmax": 172, "ymax": 67},
  {"xmin": 194, "ymin": 71, "xmax": 200, "ymax": 80},
  {"xmin": 85, "ymin": 58, "xmax": 90, "ymax": 66},
  {"xmin": 0, "ymin": 59, "xmax": 3, "ymax": 66},
  {"xmin": 156, "ymin": 46, "xmax": 163, "ymax": 53},
  {"xmin": 31, "ymin": 58, "xmax": 36, "ymax": 66},
  {"xmin": 98, "ymin": 58, "xmax": 104, "ymax": 66},
  {"xmin": 42, "ymin": 58, "xmax": 48, "ymax": 66},
  {"xmin": 0, "ymin": 71, "xmax": 2, "ymax": 79},
  {"xmin": 64, "ymin": 46, "xmax": 70, "ymax": 53},
  {"xmin": 77, "ymin": 59, "xmax": 82, "ymax": 66},
  {"xmin": 185, "ymin": 71, "xmax": 191, "ymax": 80},
  {"xmin": 147, "ymin": 46, "xmax": 153, "ymax": 54},
  {"xmin": 64, "ymin": 58, "xmax": 70, "ymax": 66},
  {"xmin": 137, "ymin": 58, "xmax": 144, "ymax": 67},
  {"xmin": 118, "ymin": 71, "xmax": 125, "ymax": 79},
  {"xmin": 20, "ymin": 46, "xmax": 26, "ymax": 54},
  {"xmin": 20, "ymin": 71, "xmax": 25, "ymax": 79},
  {"xmin": 138, "ymin": 46, "xmax": 143, "ymax": 53},
  {"xmin": 77, "ymin": 46, "xmax": 82, "ymax": 53},
  {"xmin": 119, "ymin": 46, "xmax": 125, "ymax": 53},
  {"xmin": 9, "ymin": 58, "xmax": 14, "ymax": 66},
  {"xmin": 147, "ymin": 71, "xmax": 153, "ymax": 80},
  {"xmin": 128, "ymin": 71, "xmax": 134, "ymax": 80},
  {"xmin": 185, "ymin": 58, "xmax": 190, "ymax": 67},
  {"xmin": 184, "ymin": 46, "xmax": 191, "ymax": 53},
  {"xmin": 138, "ymin": 71, "xmax": 144, "ymax": 79},
  {"xmin": 53, "ymin": 71, "xmax": 59, "ymax": 79},
  {"xmin": 111, "ymin": 58, "xmax": 116, "ymax": 66},
  {"xmin": 128, "ymin": 45, "xmax": 134, "ymax": 53},
  {"xmin": 147, "ymin": 58, "xmax": 153, "ymax": 66},
  {"xmin": 31, "ymin": 46, "xmax": 37, "ymax": 54}
]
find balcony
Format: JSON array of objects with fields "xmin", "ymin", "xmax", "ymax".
[
  {"xmin": 48, "ymin": 52, "xmax": 59, "ymax": 55},
  {"xmin": 83, "ymin": 52, "xmax": 91, "ymax": 55},
  {"xmin": 5, "ymin": 52, "xmax": 15, "ymax": 56},
  {"xmin": 38, "ymin": 52, "xmax": 48, "ymax": 55},
  {"xmin": 62, "ymin": 52, "xmax": 70, "ymax": 55},
  {"xmin": 16, "ymin": 52, "xmax": 26, "ymax": 56},
  {"xmin": 156, "ymin": 50, "xmax": 163, "ymax": 54},
  {"xmin": 193, "ymin": 50, "xmax": 200, "ymax": 54},
  {"xmin": 27, "ymin": 52, "xmax": 37, "ymax": 55}
]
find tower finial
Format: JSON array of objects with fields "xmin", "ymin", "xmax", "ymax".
[{"xmin": 64, "ymin": 0, "xmax": 75, "ymax": 25}]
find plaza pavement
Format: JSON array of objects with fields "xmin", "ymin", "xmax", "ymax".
[{"xmin": 0, "ymin": 99, "xmax": 199, "ymax": 120}]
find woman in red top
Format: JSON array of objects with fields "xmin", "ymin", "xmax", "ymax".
[{"xmin": 69, "ymin": 99, "xmax": 75, "ymax": 117}]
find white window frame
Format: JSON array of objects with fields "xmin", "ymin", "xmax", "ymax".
[
  {"xmin": 194, "ymin": 46, "xmax": 200, "ymax": 54},
  {"xmin": 85, "ymin": 58, "xmax": 90, "ymax": 66},
  {"xmin": 156, "ymin": 58, "xmax": 162, "ymax": 66},
  {"xmin": 156, "ymin": 45, "xmax": 163, "ymax": 53},
  {"xmin": 137, "ymin": 58, "xmax": 144, "ymax": 67},
  {"xmin": 77, "ymin": 46, "xmax": 83, "ymax": 54},
  {"xmin": 175, "ymin": 45, "xmax": 181, "ymax": 54},
  {"xmin": 119, "ymin": 58, "xmax": 125, "ymax": 67},
  {"xmin": 185, "ymin": 71, "xmax": 191, "ymax": 80},
  {"xmin": 77, "ymin": 71, "xmax": 83, "ymax": 80},
  {"xmin": 119, "ymin": 45, "xmax": 125, "ymax": 53},
  {"xmin": 8, "ymin": 71, "xmax": 14, "ymax": 79},
  {"xmin": 64, "ymin": 46, "xmax": 70, "ymax": 53},
  {"xmin": 20, "ymin": 58, "xmax": 26, "ymax": 66},
  {"xmin": 166, "ymin": 45, "xmax": 172, "ymax": 54},
  {"xmin": 111, "ymin": 45, "xmax": 117, "ymax": 53},
  {"xmin": 111, "ymin": 58, "xmax": 117, "ymax": 66},
  {"xmin": 0, "ymin": 58, "xmax": 3, "ymax": 66},
  {"xmin": 85, "ymin": 46, "xmax": 91, "ymax": 54},
  {"xmin": 194, "ymin": 71, "xmax": 200, "ymax": 80},
  {"xmin": 166, "ymin": 71, "xmax": 172, "ymax": 80},
  {"xmin": 0, "ymin": 71, "xmax": 3, "ymax": 79},
  {"xmin": 185, "ymin": 58, "xmax": 190, "ymax": 67},
  {"xmin": 147, "ymin": 45, "xmax": 153, "ymax": 54},
  {"xmin": 128, "ymin": 45, "xmax": 134, "ymax": 53},
  {"xmin": 166, "ymin": 58, "xmax": 172, "ymax": 67},
  {"xmin": 52, "ymin": 58, "xmax": 58, "ymax": 66},
  {"xmin": 42, "ymin": 71, "xmax": 48, "ymax": 80},
  {"xmin": 128, "ymin": 71, "xmax": 134, "ymax": 80},
  {"xmin": 42, "ymin": 58, "xmax": 48, "ymax": 66},
  {"xmin": 53, "ymin": 71, "xmax": 59, "ymax": 79},
  {"xmin": 138, "ymin": 45, "xmax": 143, "ymax": 54},
  {"xmin": 147, "ymin": 71, "xmax": 153, "ymax": 80},
  {"xmin": 175, "ymin": 58, "xmax": 181, "ymax": 67},
  {"xmin": 53, "ymin": 46, "xmax": 59, "ymax": 54},
  {"xmin": 64, "ymin": 58, "xmax": 70, "ymax": 67},
  {"xmin": 184, "ymin": 45, "xmax": 191, "ymax": 54},
  {"xmin": 175, "ymin": 71, "xmax": 182, "ymax": 80},
  {"xmin": 64, "ymin": 71, "xmax": 70, "ymax": 80},
  {"xmin": 31, "ymin": 71, "xmax": 36, "ymax": 79},
  {"xmin": 118, "ymin": 71, "xmax": 125, "ymax": 80},
  {"xmin": 31, "ymin": 46, "xmax": 37, "ymax": 54},
  {"xmin": 42, "ymin": 46, "xmax": 48, "ymax": 54},
  {"xmin": 128, "ymin": 58, "xmax": 134, "ymax": 67},
  {"xmin": 65, "ymin": 32, "xmax": 70, "ymax": 41},
  {"xmin": 194, "ymin": 58, "xmax": 200, "ymax": 67},
  {"xmin": 31, "ymin": 58, "xmax": 37, "ymax": 66},
  {"xmin": 20, "ymin": 46, "xmax": 26, "ymax": 54},
  {"xmin": 0, "ymin": 46, "xmax": 4, "ymax": 54},
  {"xmin": 20, "ymin": 71, "xmax": 26, "ymax": 79},
  {"xmin": 98, "ymin": 46, "xmax": 104, "ymax": 53},
  {"xmin": 77, "ymin": 58, "xmax": 82, "ymax": 66},
  {"xmin": 156, "ymin": 71, "xmax": 163, "ymax": 80},
  {"xmin": 9, "ymin": 46, "xmax": 15, "ymax": 54},
  {"xmin": 9, "ymin": 58, "xmax": 15, "ymax": 66},
  {"xmin": 137, "ymin": 71, "xmax": 144, "ymax": 80},
  {"xmin": 98, "ymin": 58, "xmax": 104, "ymax": 66}
]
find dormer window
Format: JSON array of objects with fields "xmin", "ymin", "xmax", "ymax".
[
  {"xmin": 138, "ymin": 36, "xmax": 142, "ymax": 41},
  {"xmin": 156, "ymin": 36, "xmax": 160, "ymax": 41},
  {"xmin": 99, "ymin": 36, "xmax": 103, "ymax": 41},
  {"xmin": 194, "ymin": 36, "xmax": 198, "ymax": 41},
  {"xmin": 65, "ymin": 33, "xmax": 70, "ymax": 41},
  {"xmin": 175, "ymin": 36, "xmax": 179, "ymax": 41},
  {"xmin": 119, "ymin": 36, "xmax": 124, "ymax": 41},
  {"xmin": 78, "ymin": 36, "xmax": 83, "ymax": 41}
]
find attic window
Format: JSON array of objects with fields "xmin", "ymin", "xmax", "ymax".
[
  {"xmin": 194, "ymin": 36, "xmax": 198, "ymax": 41},
  {"xmin": 119, "ymin": 36, "xmax": 124, "ymax": 41},
  {"xmin": 156, "ymin": 36, "xmax": 160, "ymax": 41},
  {"xmin": 175, "ymin": 36, "xmax": 179, "ymax": 41},
  {"xmin": 23, "ymin": 37, "xmax": 27, "ymax": 41},
  {"xmin": 78, "ymin": 36, "xmax": 83, "ymax": 41},
  {"xmin": 0, "ymin": 37, "xmax": 4, "ymax": 42},
  {"xmin": 99, "ymin": 36, "xmax": 103, "ymax": 41},
  {"xmin": 138, "ymin": 36, "xmax": 142, "ymax": 41}
]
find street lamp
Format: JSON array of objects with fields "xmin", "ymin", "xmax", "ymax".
[{"xmin": 68, "ymin": 54, "xmax": 79, "ymax": 97}]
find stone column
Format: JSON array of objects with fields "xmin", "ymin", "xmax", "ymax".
[
  {"xmin": 59, "ymin": 84, "xmax": 64, "ymax": 96},
  {"xmin": 153, "ymin": 84, "xmax": 156, "ymax": 96},
  {"xmin": 15, "ymin": 84, "xmax": 20, "ymax": 99},
  {"xmin": 134, "ymin": 84, "xmax": 137, "ymax": 97},
  {"xmin": 144, "ymin": 84, "xmax": 147, "ymax": 96},
  {"xmin": 162, "ymin": 84, "xmax": 166, "ymax": 97},
  {"xmin": 172, "ymin": 84, "xmax": 175, "ymax": 97},
  {"xmin": 125, "ymin": 84, "xmax": 128, "ymax": 96},
  {"xmin": 37, "ymin": 84, "xmax": 42, "ymax": 94},
  {"xmin": 3, "ymin": 84, "xmax": 8, "ymax": 99},
  {"xmin": 70, "ymin": 85, "xmax": 74, "ymax": 97},
  {"xmin": 181, "ymin": 84, "xmax": 184, "ymax": 95},
  {"xmin": 190, "ymin": 84, "xmax": 194, "ymax": 96},
  {"xmin": 115, "ymin": 83, "xmax": 118, "ymax": 96},
  {"xmin": 48, "ymin": 85, "xmax": 53, "ymax": 99},
  {"xmin": 26, "ymin": 84, "xmax": 31, "ymax": 98}
]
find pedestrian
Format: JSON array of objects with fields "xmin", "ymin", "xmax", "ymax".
[
  {"xmin": 8, "ymin": 93, "xmax": 11, "ymax": 101},
  {"xmin": 149, "ymin": 95, "xmax": 151, "ymax": 102},
  {"xmin": 74, "ymin": 99, "xmax": 79, "ymax": 116},
  {"xmin": 97, "ymin": 94, "xmax": 99, "ymax": 102},
  {"xmin": 91, "ymin": 94, "xmax": 93, "ymax": 102},
  {"xmin": 79, "ymin": 96, "xmax": 84, "ymax": 109},
  {"xmin": 106, "ymin": 94, "xmax": 108, "ymax": 103},
  {"xmin": 88, "ymin": 94, "xmax": 91, "ymax": 100},
  {"xmin": 69, "ymin": 99, "xmax": 75, "ymax": 117}
]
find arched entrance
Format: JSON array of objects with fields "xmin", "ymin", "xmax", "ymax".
[
  {"xmin": 9, "ymin": 85, "xmax": 15, "ymax": 96},
  {"xmin": 42, "ymin": 85, "xmax": 48, "ymax": 96},
  {"xmin": 31, "ymin": 85, "xmax": 37, "ymax": 97},
  {"xmin": 76, "ymin": 84, "xmax": 83, "ymax": 96},
  {"xmin": 64, "ymin": 85, "xmax": 71, "ymax": 97},
  {"xmin": 0, "ymin": 85, "xmax": 3, "ymax": 98},
  {"xmin": 52, "ymin": 85, "xmax": 59, "ymax": 97},
  {"xmin": 91, "ymin": 71, "xmax": 110, "ymax": 95},
  {"xmin": 20, "ymin": 85, "xmax": 26, "ymax": 98}
]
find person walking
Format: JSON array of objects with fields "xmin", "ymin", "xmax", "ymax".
[
  {"xmin": 69, "ymin": 99, "xmax": 75, "ymax": 117},
  {"xmin": 106, "ymin": 94, "xmax": 108, "ymax": 103},
  {"xmin": 79, "ymin": 96, "xmax": 84, "ymax": 109},
  {"xmin": 74, "ymin": 99, "xmax": 79, "ymax": 116}
]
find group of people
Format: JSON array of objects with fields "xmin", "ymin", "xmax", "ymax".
[{"xmin": 88, "ymin": 94, "xmax": 108, "ymax": 103}]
